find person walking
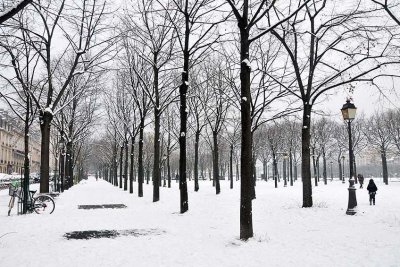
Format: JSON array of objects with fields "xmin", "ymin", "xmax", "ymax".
[
  {"xmin": 367, "ymin": 179, "xmax": 378, "ymax": 205},
  {"xmin": 358, "ymin": 174, "xmax": 364, "ymax": 188}
]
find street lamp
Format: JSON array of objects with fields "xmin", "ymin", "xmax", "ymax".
[
  {"xmin": 341, "ymin": 99, "xmax": 357, "ymax": 215},
  {"xmin": 311, "ymin": 152, "xmax": 318, "ymax": 187}
]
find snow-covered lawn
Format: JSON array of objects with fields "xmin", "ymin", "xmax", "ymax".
[{"xmin": 0, "ymin": 177, "xmax": 399, "ymax": 267}]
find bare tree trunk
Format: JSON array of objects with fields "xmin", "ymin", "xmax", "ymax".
[
  {"xmin": 60, "ymin": 149, "xmax": 65, "ymax": 192},
  {"xmin": 230, "ymin": 144, "xmax": 233, "ymax": 189},
  {"xmin": 113, "ymin": 136, "xmax": 118, "ymax": 187},
  {"xmin": 178, "ymin": 12, "xmax": 190, "ymax": 214},
  {"xmin": 39, "ymin": 111, "xmax": 53, "ymax": 193},
  {"xmin": 323, "ymin": 150, "xmax": 327, "ymax": 185},
  {"xmin": 153, "ymin": 59, "xmax": 161, "ymax": 202},
  {"xmin": 289, "ymin": 150, "xmax": 294, "ymax": 186},
  {"xmin": 167, "ymin": 153, "xmax": 171, "ymax": 188},
  {"xmin": 65, "ymin": 142, "xmax": 71, "ymax": 190},
  {"xmin": 381, "ymin": 148, "xmax": 389, "ymax": 185},
  {"xmin": 129, "ymin": 136, "xmax": 135, "ymax": 194},
  {"xmin": 283, "ymin": 156, "xmax": 287, "ymax": 187},
  {"xmin": 238, "ymin": 12, "xmax": 253, "ymax": 239},
  {"xmin": 302, "ymin": 104, "xmax": 313, "ymax": 207},
  {"xmin": 236, "ymin": 160, "xmax": 239, "ymax": 181},
  {"xmin": 146, "ymin": 162, "xmax": 150, "ymax": 184},
  {"xmin": 353, "ymin": 155, "xmax": 358, "ymax": 184},
  {"xmin": 273, "ymin": 153, "xmax": 278, "ymax": 188},
  {"xmin": 124, "ymin": 140, "xmax": 128, "ymax": 191},
  {"xmin": 138, "ymin": 119, "xmax": 144, "ymax": 197},
  {"xmin": 119, "ymin": 145, "xmax": 123, "ymax": 189},
  {"xmin": 213, "ymin": 131, "xmax": 220, "ymax": 194},
  {"xmin": 23, "ymin": 98, "xmax": 30, "ymax": 213},
  {"xmin": 251, "ymin": 153, "xmax": 256, "ymax": 199},
  {"xmin": 317, "ymin": 156, "xmax": 320, "ymax": 182},
  {"xmin": 194, "ymin": 131, "xmax": 200, "ymax": 191}
]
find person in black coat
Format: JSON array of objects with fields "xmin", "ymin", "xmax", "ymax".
[{"xmin": 367, "ymin": 179, "xmax": 378, "ymax": 205}]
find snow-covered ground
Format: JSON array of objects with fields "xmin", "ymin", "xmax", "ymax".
[{"xmin": 0, "ymin": 177, "xmax": 399, "ymax": 267}]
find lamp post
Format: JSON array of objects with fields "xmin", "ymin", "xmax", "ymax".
[
  {"xmin": 330, "ymin": 161, "xmax": 333, "ymax": 181},
  {"xmin": 341, "ymin": 99, "xmax": 357, "ymax": 215},
  {"xmin": 311, "ymin": 152, "xmax": 318, "ymax": 187}
]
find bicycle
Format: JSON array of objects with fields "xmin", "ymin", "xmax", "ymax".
[{"xmin": 8, "ymin": 184, "xmax": 55, "ymax": 216}]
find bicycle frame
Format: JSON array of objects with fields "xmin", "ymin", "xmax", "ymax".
[{"xmin": 8, "ymin": 185, "xmax": 55, "ymax": 215}]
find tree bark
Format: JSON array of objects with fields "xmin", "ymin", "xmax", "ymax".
[
  {"xmin": 213, "ymin": 131, "xmax": 220, "ymax": 194},
  {"xmin": 0, "ymin": 0, "xmax": 32, "ymax": 24},
  {"xmin": 124, "ymin": 140, "xmax": 128, "ymax": 191},
  {"xmin": 179, "ymin": 10, "xmax": 190, "ymax": 214},
  {"xmin": 230, "ymin": 144, "xmax": 233, "ymax": 189},
  {"xmin": 194, "ymin": 130, "xmax": 200, "ymax": 191},
  {"xmin": 138, "ymin": 119, "xmax": 145, "ymax": 197},
  {"xmin": 167, "ymin": 152, "xmax": 171, "ymax": 188},
  {"xmin": 113, "ymin": 137, "xmax": 118, "ymax": 187},
  {"xmin": 65, "ymin": 142, "xmax": 73, "ymax": 190},
  {"xmin": 381, "ymin": 148, "xmax": 388, "ymax": 185},
  {"xmin": 289, "ymin": 150, "xmax": 294, "ymax": 186},
  {"xmin": 153, "ymin": 58, "xmax": 161, "ymax": 202},
  {"xmin": 119, "ymin": 145, "xmax": 123, "ymax": 189},
  {"xmin": 39, "ymin": 111, "xmax": 53, "ymax": 193},
  {"xmin": 23, "ymin": 97, "xmax": 30, "ymax": 213},
  {"xmin": 283, "ymin": 156, "xmax": 287, "ymax": 187},
  {"xmin": 129, "ymin": 136, "xmax": 135, "ymax": 194},
  {"xmin": 239, "ymin": 17, "xmax": 253, "ymax": 239},
  {"xmin": 302, "ymin": 104, "xmax": 313, "ymax": 207},
  {"xmin": 273, "ymin": 153, "xmax": 278, "ymax": 188},
  {"xmin": 323, "ymin": 150, "xmax": 327, "ymax": 185}
]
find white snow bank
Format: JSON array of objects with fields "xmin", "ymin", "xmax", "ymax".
[{"xmin": 0, "ymin": 177, "xmax": 399, "ymax": 267}]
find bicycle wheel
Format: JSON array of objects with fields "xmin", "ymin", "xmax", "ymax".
[{"xmin": 33, "ymin": 195, "xmax": 55, "ymax": 214}]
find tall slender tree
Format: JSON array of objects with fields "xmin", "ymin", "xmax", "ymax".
[{"xmin": 225, "ymin": 0, "xmax": 311, "ymax": 240}]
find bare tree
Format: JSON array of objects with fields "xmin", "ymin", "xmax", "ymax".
[
  {"xmin": 386, "ymin": 109, "xmax": 400, "ymax": 156},
  {"xmin": 0, "ymin": 0, "xmax": 32, "ymax": 24},
  {"xmin": 223, "ymin": 117, "xmax": 240, "ymax": 189},
  {"xmin": 54, "ymin": 70, "xmax": 101, "ymax": 190},
  {"xmin": 118, "ymin": 41, "xmax": 153, "ymax": 197},
  {"xmin": 188, "ymin": 68, "xmax": 207, "ymax": 192},
  {"xmin": 371, "ymin": 1, "xmax": 400, "ymax": 25},
  {"xmin": 122, "ymin": 0, "xmax": 177, "ymax": 202},
  {"xmin": 365, "ymin": 112, "xmax": 393, "ymax": 185},
  {"xmin": 225, "ymin": 0, "xmax": 311, "ymax": 239},
  {"xmin": 0, "ymin": 13, "xmax": 41, "ymax": 211},
  {"xmin": 162, "ymin": 0, "xmax": 228, "ymax": 213},
  {"xmin": 9, "ymin": 0, "xmax": 114, "ymax": 193},
  {"xmin": 269, "ymin": 0, "xmax": 399, "ymax": 207}
]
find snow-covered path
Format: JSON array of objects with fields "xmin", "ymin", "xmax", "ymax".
[{"xmin": 0, "ymin": 177, "xmax": 399, "ymax": 267}]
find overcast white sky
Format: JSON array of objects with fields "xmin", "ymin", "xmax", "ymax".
[{"xmin": 313, "ymin": 79, "xmax": 400, "ymax": 120}]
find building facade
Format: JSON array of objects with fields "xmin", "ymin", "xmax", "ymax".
[{"xmin": 0, "ymin": 110, "xmax": 41, "ymax": 174}]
